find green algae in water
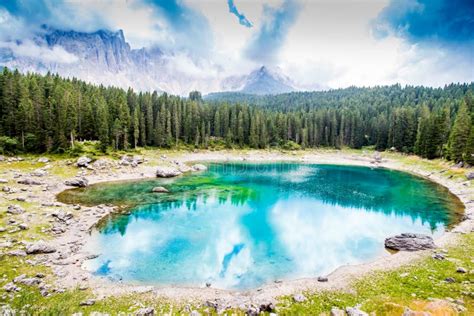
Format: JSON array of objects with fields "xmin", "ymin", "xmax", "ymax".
[{"xmin": 58, "ymin": 163, "xmax": 464, "ymax": 289}]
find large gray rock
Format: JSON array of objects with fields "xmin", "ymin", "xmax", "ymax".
[
  {"xmin": 26, "ymin": 241, "xmax": 57, "ymax": 254},
  {"xmin": 156, "ymin": 166, "xmax": 182, "ymax": 178},
  {"xmin": 76, "ymin": 156, "xmax": 92, "ymax": 167},
  {"xmin": 384, "ymin": 233, "xmax": 435, "ymax": 251},
  {"xmin": 64, "ymin": 177, "xmax": 89, "ymax": 187}
]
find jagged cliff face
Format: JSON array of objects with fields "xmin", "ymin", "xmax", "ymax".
[{"xmin": 0, "ymin": 28, "xmax": 297, "ymax": 95}]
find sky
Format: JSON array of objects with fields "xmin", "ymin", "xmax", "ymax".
[{"xmin": 0, "ymin": 0, "xmax": 473, "ymax": 89}]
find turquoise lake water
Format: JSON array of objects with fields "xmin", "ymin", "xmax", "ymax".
[{"xmin": 58, "ymin": 163, "xmax": 464, "ymax": 289}]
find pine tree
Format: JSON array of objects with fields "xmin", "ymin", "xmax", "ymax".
[
  {"xmin": 97, "ymin": 96, "xmax": 109, "ymax": 152},
  {"xmin": 448, "ymin": 101, "xmax": 471, "ymax": 162}
]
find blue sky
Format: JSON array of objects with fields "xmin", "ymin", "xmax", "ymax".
[{"xmin": 0, "ymin": 0, "xmax": 472, "ymax": 88}]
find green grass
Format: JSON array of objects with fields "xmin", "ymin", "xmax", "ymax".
[{"xmin": 278, "ymin": 233, "xmax": 474, "ymax": 315}]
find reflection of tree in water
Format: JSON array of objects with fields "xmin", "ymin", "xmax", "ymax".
[
  {"xmin": 68, "ymin": 163, "xmax": 463, "ymax": 235},
  {"xmin": 98, "ymin": 185, "xmax": 259, "ymax": 235}
]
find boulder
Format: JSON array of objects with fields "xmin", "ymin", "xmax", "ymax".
[
  {"xmin": 26, "ymin": 241, "xmax": 57, "ymax": 254},
  {"xmin": 37, "ymin": 157, "xmax": 49, "ymax": 163},
  {"xmin": 151, "ymin": 186, "xmax": 169, "ymax": 193},
  {"xmin": 17, "ymin": 178, "xmax": 43, "ymax": 185},
  {"xmin": 64, "ymin": 177, "xmax": 89, "ymax": 187},
  {"xmin": 156, "ymin": 166, "xmax": 182, "ymax": 178},
  {"xmin": 384, "ymin": 233, "xmax": 435, "ymax": 251},
  {"xmin": 7, "ymin": 205, "xmax": 25, "ymax": 215},
  {"xmin": 76, "ymin": 156, "xmax": 92, "ymax": 167},
  {"xmin": 192, "ymin": 164, "xmax": 207, "ymax": 171},
  {"xmin": 466, "ymin": 172, "xmax": 474, "ymax": 180}
]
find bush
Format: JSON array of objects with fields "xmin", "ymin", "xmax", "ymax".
[
  {"xmin": 281, "ymin": 141, "xmax": 301, "ymax": 151},
  {"xmin": 0, "ymin": 136, "xmax": 19, "ymax": 154}
]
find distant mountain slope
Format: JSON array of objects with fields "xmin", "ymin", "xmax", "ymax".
[
  {"xmin": 220, "ymin": 66, "xmax": 296, "ymax": 95},
  {"xmin": 1, "ymin": 28, "xmax": 301, "ymax": 96}
]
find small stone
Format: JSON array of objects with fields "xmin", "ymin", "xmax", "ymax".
[
  {"xmin": 330, "ymin": 307, "xmax": 345, "ymax": 316},
  {"xmin": 432, "ymin": 253, "xmax": 445, "ymax": 260},
  {"xmin": 18, "ymin": 223, "xmax": 29, "ymax": 230},
  {"xmin": 135, "ymin": 307, "xmax": 154, "ymax": 316},
  {"xmin": 293, "ymin": 293, "xmax": 307, "ymax": 303},
  {"xmin": 17, "ymin": 178, "xmax": 43, "ymax": 185},
  {"xmin": 456, "ymin": 267, "xmax": 467, "ymax": 273},
  {"xmin": 7, "ymin": 205, "xmax": 25, "ymax": 215},
  {"xmin": 445, "ymin": 277, "xmax": 455, "ymax": 283},
  {"xmin": 190, "ymin": 311, "xmax": 201, "ymax": 316},
  {"xmin": 346, "ymin": 306, "xmax": 368, "ymax": 316},
  {"xmin": 192, "ymin": 164, "xmax": 207, "ymax": 171},
  {"xmin": 155, "ymin": 166, "xmax": 182, "ymax": 178},
  {"xmin": 466, "ymin": 172, "xmax": 474, "ymax": 180},
  {"xmin": 0, "ymin": 178, "xmax": 8, "ymax": 183},
  {"xmin": 3, "ymin": 282, "xmax": 20, "ymax": 292},
  {"xmin": 79, "ymin": 299, "xmax": 95, "ymax": 306},
  {"xmin": 76, "ymin": 156, "xmax": 92, "ymax": 168},
  {"xmin": 38, "ymin": 157, "xmax": 49, "ymax": 163},
  {"xmin": 26, "ymin": 241, "xmax": 57, "ymax": 254},
  {"xmin": 64, "ymin": 177, "xmax": 89, "ymax": 187},
  {"xmin": 317, "ymin": 276, "xmax": 328, "ymax": 282}
]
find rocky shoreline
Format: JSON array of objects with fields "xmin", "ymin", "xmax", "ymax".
[{"xmin": 1, "ymin": 150, "xmax": 473, "ymax": 312}]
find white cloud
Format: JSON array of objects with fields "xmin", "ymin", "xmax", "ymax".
[{"xmin": 0, "ymin": 40, "xmax": 78, "ymax": 64}]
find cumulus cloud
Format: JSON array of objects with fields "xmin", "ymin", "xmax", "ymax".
[
  {"xmin": 0, "ymin": 40, "xmax": 78, "ymax": 64},
  {"xmin": 245, "ymin": 0, "xmax": 301, "ymax": 64},
  {"xmin": 227, "ymin": 0, "xmax": 253, "ymax": 27}
]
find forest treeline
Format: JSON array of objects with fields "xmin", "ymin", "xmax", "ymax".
[{"xmin": 0, "ymin": 68, "xmax": 473, "ymax": 164}]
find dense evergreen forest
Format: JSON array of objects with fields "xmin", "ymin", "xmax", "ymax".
[{"xmin": 0, "ymin": 68, "xmax": 473, "ymax": 164}]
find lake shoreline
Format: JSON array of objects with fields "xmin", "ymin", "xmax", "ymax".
[{"xmin": 3, "ymin": 149, "xmax": 471, "ymax": 309}]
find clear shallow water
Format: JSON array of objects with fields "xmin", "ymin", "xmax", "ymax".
[{"xmin": 58, "ymin": 163, "xmax": 464, "ymax": 289}]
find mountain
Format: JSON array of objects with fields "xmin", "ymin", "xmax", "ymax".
[
  {"xmin": 221, "ymin": 66, "xmax": 296, "ymax": 95},
  {"xmin": 0, "ymin": 28, "xmax": 221, "ymax": 95},
  {"xmin": 0, "ymin": 28, "xmax": 298, "ymax": 96}
]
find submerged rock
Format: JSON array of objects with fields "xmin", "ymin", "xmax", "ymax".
[
  {"xmin": 151, "ymin": 186, "xmax": 169, "ymax": 193},
  {"xmin": 64, "ymin": 177, "xmax": 89, "ymax": 187},
  {"xmin": 156, "ymin": 166, "xmax": 182, "ymax": 178},
  {"xmin": 384, "ymin": 233, "xmax": 436, "ymax": 251},
  {"xmin": 26, "ymin": 241, "xmax": 57, "ymax": 254}
]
